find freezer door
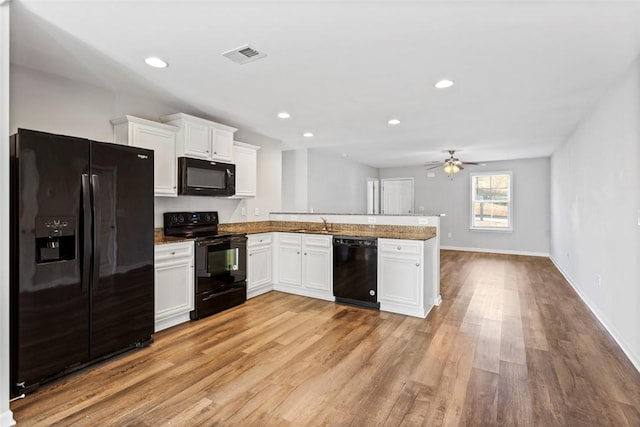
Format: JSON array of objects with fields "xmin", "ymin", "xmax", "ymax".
[
  {"xmin": 10, "ymin": 129, "xmax": 91, "ymax": 394},
  {"xmin": 89, "ymin": 141, "xmax": 155, "ymax": 359}
]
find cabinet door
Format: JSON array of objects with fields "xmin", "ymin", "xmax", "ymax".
[
  {"xmin": 155, "ymin": 260, "xmax": 194, "ymax": 332},
  {"xmin": 278, "ymin": 244, "xmax": 302, "ymax": 287},
  {"xmin": 183, "ymin": 120, "xmax": 210, "ymax": 159},
  {"xmin": 303, "ymin": 246, "xmax": 332, "ymax": 293},
  {"xmin": 378, "ymin": 253, "xmax": 422, "ymax": 308},
  {"xmin": 131, "ymin": 123, "xmax": 177, "ymax": 197},
  {"xmin": 232, "ymin": 145, "xmax": 257, "ymax": 197},
  {"xmin": 210, "ymin": 127, "xmax": 234, "ymax": 161},
  {"xmin": 248, "ymin": 245, "xmax": 272, "ymax": 290}
]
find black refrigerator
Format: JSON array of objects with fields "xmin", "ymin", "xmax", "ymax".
[{"xmin": 10, "ymin": 129, "xmax": 155, "ymax": 396}]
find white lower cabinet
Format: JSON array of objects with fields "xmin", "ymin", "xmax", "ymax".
[
  {"xmin": 154, "ymin": 241, "xmax": 194, "ymax": 332},
  {"xmin": 378, "ymin": 238, "xmax": 437, "ymax": 318},
  {"xmin": 247, "ymin": 233, "xmax": 273, "ymax": 299},
  {"xmin": 273, "ymin": 233, "xmax": 333, "ymax": 301}
]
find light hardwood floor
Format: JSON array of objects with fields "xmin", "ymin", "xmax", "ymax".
[{"xmin": 11, "ymin": 250, "xmax": 640, "ymax": 426}]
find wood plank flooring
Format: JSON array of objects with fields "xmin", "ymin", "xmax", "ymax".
[{"xmin": 11, "ymin": 250, "xmax": 640, "ymax": 426}]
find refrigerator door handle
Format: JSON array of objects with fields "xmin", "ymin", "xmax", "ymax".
[
  {"xmin": 91, "ymin": 174, "xmax": 101, "ymax": 290},
  {"xmin": 81, "ymin": 174, "xmax": 91, "ymax": 293}
]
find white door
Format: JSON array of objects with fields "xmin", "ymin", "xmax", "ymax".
[{"xmin": 381, "ymin": 178, "xmax": 414, "ymax": 214}]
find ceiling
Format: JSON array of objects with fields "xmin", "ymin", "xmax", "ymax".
[{"xmin": 10, "ymin": 0, "xmax": 640, "ymax": 168}]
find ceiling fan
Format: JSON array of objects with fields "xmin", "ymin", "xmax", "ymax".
[{"xmin": 425, "ymin": 150, "xmax": 481, "ymax": 175}]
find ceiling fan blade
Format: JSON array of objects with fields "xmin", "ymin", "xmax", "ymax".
[
  {"xmin": 424, "ymin": 161, "xmax": 443, "ymax": 165},
  {"xmin": 425, "ymin": 164, "xmax": 443, "ymax": 170},
  {"xmin": 461, "ymin": 161, "xmax": 481, "ymax": 165}
]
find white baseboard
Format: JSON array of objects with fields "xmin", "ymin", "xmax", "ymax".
[
  {"xmin": 441, "ymin": 245, "xmax": 549, "ymax": 257},
  {"xmin": 549, "ymin": 255, "xmax": 640, "ymax": 375},
  {"xmin": 0, "ymin": 409, "xmax": 16, "ymax": 427}
]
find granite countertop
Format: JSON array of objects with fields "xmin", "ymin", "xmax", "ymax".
[
  {"xmin": 271, "ymin": 212, "xmax": 446, "ymax": 217},
  {"xmin": 155, "ymin": 220, "xmax": 437, "ymax": 244}
]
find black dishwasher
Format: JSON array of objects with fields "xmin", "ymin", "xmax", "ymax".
[{"xmin": 333, "ymin": 236, "xmax": 379, "ymax": 309}]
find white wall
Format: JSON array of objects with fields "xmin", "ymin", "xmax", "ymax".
[
  {"xmin": 307, "ymin": 149, "xmax": 378, "ymax": 214},
  {"xmin": 1, "ymin": 2, "xmax": 15, "ymax": 425},
  {"xmin": 380, "ymin": 157, "xmax": 550, "ymax": 255},
  {"xmin": 282, "ymin": 148, "xmax": 379, "ymax": 214},
  {"xmin": 10, "ymin": 65, "xmax": 282, "ymax": 226},
  {"xmin": 550, "ymin": 59, "xmax": 640, "ymax": 371},
  {"xmin": 282, "ymin": 149, "xmax": 308, "ymax": 212}
]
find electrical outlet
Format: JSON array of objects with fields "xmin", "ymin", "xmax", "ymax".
[
  {"xmin": 419, "ymin": 206, "xmax": 425, "ymax": 211},
  {"xmin": 597, "ymin": 275, "xmax": 602, "ymax": 288},
  {"xmin": 241, "ymin": 207, "xmax": 246, "ymax": 216},
  {"xmin": 447, "ymin": 232, "xmax": 452, "ymax": 238},
  {"xmin": 310, "ymin": 207, "xmax": 314, "ymax": 213},
  {"xmin": 254, "ymin": 208, "xmax": 260, "ymax": 216}
]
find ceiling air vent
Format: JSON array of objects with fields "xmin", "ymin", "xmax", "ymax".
[{"xmin": 222, "ymin": 44, "xmax": 267, "ymax": 65}]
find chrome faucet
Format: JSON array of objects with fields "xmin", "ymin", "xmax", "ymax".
[{"xmin": 320, "ymin": 217, "xmax": 332, "ymax": 232}]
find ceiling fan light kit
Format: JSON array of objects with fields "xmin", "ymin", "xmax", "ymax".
[{"xmin": 425, "ymin": 150, "xmax": 480, "ymax": 177}]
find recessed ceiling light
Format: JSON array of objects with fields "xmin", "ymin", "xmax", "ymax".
[
  {"xmin": 434, "ymin": 79, "xmax": 454, "ymax": 89},
  {"xmin": 388, "ymin": 119, "xmax": 401, "ymax": 125},
  {"xmin": 144, "ymin": 57, "xmax": 168, "ymax": 68},
  {"xmin": 303, "ymin": 132, "xmax": 314, "ymax": 138},
  {"xmin": 277, "ymin": 112, "xmax": 291, "ymax": 119}
]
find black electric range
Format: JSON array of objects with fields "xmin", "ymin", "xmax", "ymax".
[{"xmin": 163, "ymin": 212, "xmax": 247, "ymax": 319}]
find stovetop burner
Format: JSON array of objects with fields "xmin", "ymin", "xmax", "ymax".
[{"xmin": 163, "ymin": 211, "xmax": 219, "ymax": 238}]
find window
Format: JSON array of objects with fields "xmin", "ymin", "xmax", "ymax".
[{"xmin": 470, "ymin": 172, "xmax": 512, "ymax": 231}]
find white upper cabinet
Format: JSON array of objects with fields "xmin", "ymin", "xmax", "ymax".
[
  {"xmin": 160, "ymin": 113, "xmax": 237, "ymax": 163},
  {"xmin": 210, "ymin": 126, "xmax": 234, "ymax": 161},
  {"xmin": 110, "ymin": 115, "xmax": 178, "ymax": 197},
  {"xmin": 231, "ymin": 141, "xmax": 260, "ymax": 198}
]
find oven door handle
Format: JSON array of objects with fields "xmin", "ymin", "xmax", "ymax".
[{"xmin": 197, "ymin": 238, "xmax": 230, "ymax": 247}]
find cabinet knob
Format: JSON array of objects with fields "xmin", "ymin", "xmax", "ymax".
[
  {"xmin": 214, "ymin": 151, "xmax": 217, "ymax": 154},
  {"xmin": 416, "ymin": 263, "xmax": 420, "ymax": 267},
  {"xmin": 249, "ymin": 253, "xmax": 252, "ymax": 256},
  {"xmin": 297, "ymin": 251, "xmax": 300, "ymax": 255},
  {"xmin": 304, "ymin": 252, "xmax": 307, "ymax": 256},
  {"xmin": 397, "ymin": 246, "xmax": 402, "ymax": 250},
  {"xmin": 171, "ymin": 252, "xmax": 176, "ymax": 255}
]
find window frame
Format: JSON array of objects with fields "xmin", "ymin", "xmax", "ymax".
[{"xmin": 469, "ymin": 171, "xmax": 513, "ymax": 232}]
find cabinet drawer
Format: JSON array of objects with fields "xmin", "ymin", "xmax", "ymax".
[
  {"xmin": 247, "ymin": 233, "xmax": 272, "ymax": 248},
  {"xmin": 379, "ymin": 239, "xmax": 421, "ymax": 255},
  {"xmin": 155, "ymin": 241, "xmax": 194, "ymax": 260},
  {"xmin": 278, "ymin": 233, "xmax": 302, "ymax": 246},
  {"xmin": 303, "ymin": 235, "xmax": 332, "ymax": 248}
]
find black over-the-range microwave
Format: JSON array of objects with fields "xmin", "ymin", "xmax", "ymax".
[{"xmin": 178, "ymin": 157, "xmax": 236, "ymax": 197}]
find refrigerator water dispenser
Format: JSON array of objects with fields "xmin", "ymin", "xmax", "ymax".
[{"xmin": 35, "ymin": 216, "xmax": 76, "ymax": 263}]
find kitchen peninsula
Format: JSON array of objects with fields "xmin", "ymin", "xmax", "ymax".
[{"xmin": 154, "ymin": 213, "xmax": 441, "ymax": 330}]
